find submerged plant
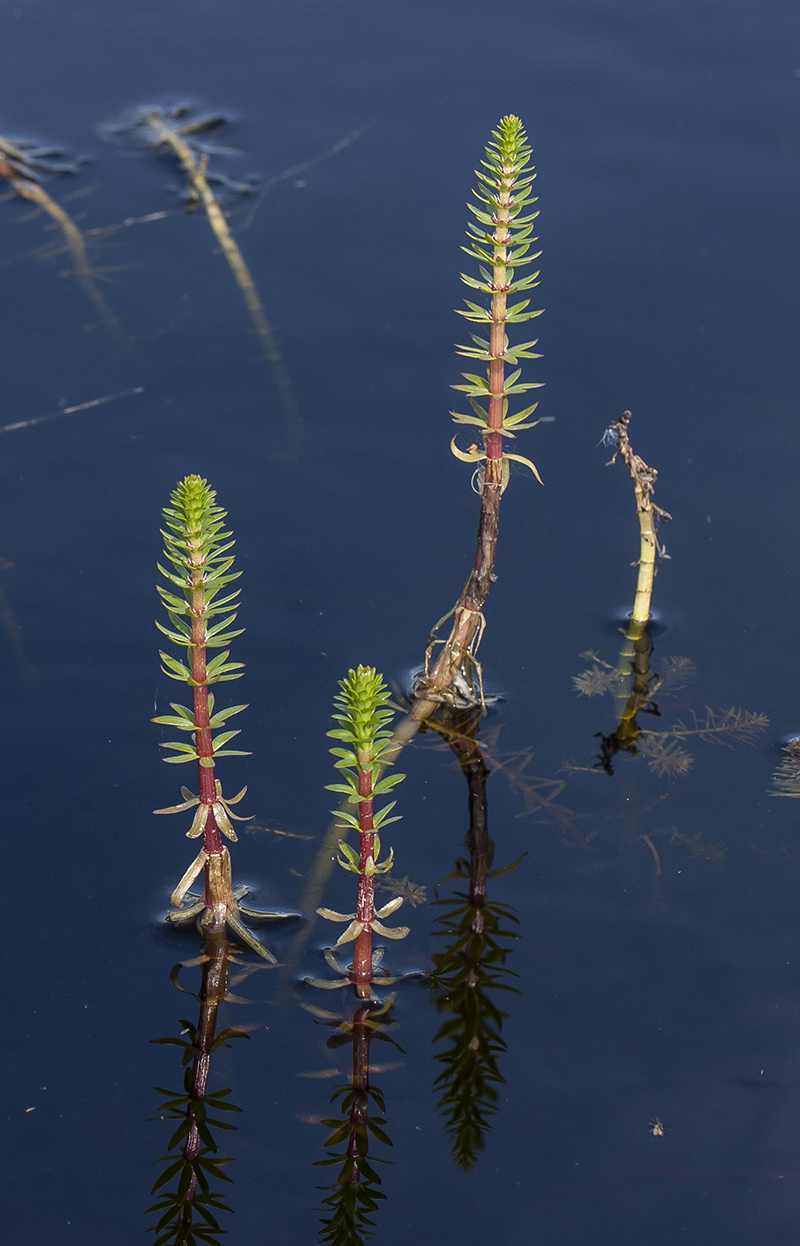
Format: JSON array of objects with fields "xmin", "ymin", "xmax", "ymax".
[
  {"xmin": 153, "ymin": 475, "xmax": 282, "ymax": 960},
  {"xmin": 415, "ymin": 113, "xmax": 544, "ymax": 711},
  {"xmin": 0, "ymin": 134, "xmax": 126, "ymax": 343},
  {"xmin": 573, "ymin": 631, "xmax": 768, "ymax": 779},
  {"xmin": 316, "ymin": 667, "xmax": 409, "ymax": 997},
  {"xmin": 103, "ymin": 104, "xmax": 300, "ymax": 450}
]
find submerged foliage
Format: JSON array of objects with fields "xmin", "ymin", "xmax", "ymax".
[
  {"xmin": 0, "ymin": 135, "xmax": 79, "ymax": 180},
  {"xmin": 102, "ymin": 103, "xmax": 259, "ymax": 197},
  {"xmin": 573, "ymin": 650, "xmax": 696, "ymax": 702},
  {"xmin": 573, "ymin": 638, "xmax": 767, "ymax": 778},
  {"xmin": 667, "ymin": 707, "xmax": 769, "ymax": 748},
  {"xmin": 637, "ymin": 733, "xmax": 694, "ymax": 778}
]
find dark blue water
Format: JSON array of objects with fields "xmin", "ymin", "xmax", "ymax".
[{"xmin": 1, "ymin": 0, "xmax": 800, "ymax": 1242}]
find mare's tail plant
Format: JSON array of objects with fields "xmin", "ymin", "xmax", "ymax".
[
  {"xmin": 153, "ymin": 475, "xmax": 280, "ymax": 960},
  {"xmin": 414, "ymin": 114, "xmax": 544, "ymax": 713},
  {"xmin": 316, "ymin": 668, "xmax": 409, "ymax": 998},
  {"xmin": 290, "ymin": 116, "xmax": 543, "ymax": 978}
]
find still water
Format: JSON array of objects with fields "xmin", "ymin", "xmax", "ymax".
[{"xmin": 1, "ymin": 0, "xmax": 800, "ymax": 1242}]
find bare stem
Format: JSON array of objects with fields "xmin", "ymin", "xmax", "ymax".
[{"xmin": 605, "ymin": 410, "xmax": 671, "ymax": 624}]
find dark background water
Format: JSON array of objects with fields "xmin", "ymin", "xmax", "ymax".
[{"xmin": 1, "ymin": 0, "xmax": 800, "ymax": 1241}]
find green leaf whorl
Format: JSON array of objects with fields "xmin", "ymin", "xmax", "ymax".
[
  {"xmin": 155, "ymin": 476, "xmax": 248, "ymax": 762},
  {"xmin": 326, "ymin": 665, "xmax": 405, "ymax": 815},
  {"xmin": 158, "ymin": 476, "xmax": 242, "ymax": 631},
  {"xmin": 452, "ymin": 115, "xmax": 545, "ymax": 467},
  {"xmin": 327, "ymin": 667, "xmax": 399, "ymax": 773}
]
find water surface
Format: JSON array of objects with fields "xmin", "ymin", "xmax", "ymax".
[{"xmin": 1, "ymin": 1, "xmax": 800, "ymax": 1242}]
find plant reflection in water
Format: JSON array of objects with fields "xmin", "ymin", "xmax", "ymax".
[
  {"xmin": 148, "ymin": 930, "xmax": 262, "ymax": 1245},
  {"xmin": 299, "ymin": 666, "xmax": 417, "ymax": 1244},
  {"xmin": 302, "ymin": 995, "xmax": 401, "ymax": 1246},
  {"xmin": 426, "ymin": 708, "xmax": 521, "ymax": 1170}
]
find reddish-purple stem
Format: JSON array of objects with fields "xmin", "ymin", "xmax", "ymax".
[
  {"xmin": 352, "ymin": 766, "xmax": 374, "ymax": 993},
  {"xmin": 188, "ymin": 553, "xmax": 223, "ymax": 911}
]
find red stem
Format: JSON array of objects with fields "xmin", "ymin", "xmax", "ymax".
[
  {"xmin": 352, "ymin": 766, "xmax": 374, "ymax": 992},
  {"xmin": 485, "ymin": 167, "xmax": 511, "ymax": 473},
  {"xmin": 188, "ymin": 553, "xmax": 223, "ymax": 882}
]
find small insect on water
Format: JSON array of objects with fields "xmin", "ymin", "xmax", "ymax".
[{"xmin": 649, "ymin": 1118, "xmax": 666, "ymax": 1137}]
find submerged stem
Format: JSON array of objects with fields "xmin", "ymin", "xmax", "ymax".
[
  {"xmin": 0, "ymin": 151, "xmax": 127, "ymax": 345},
  {"xmin": 143, "ymin": 112, "xmax": 302, "ymax": 453}
]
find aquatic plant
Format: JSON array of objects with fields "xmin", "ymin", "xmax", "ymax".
[
  {"xmin": 573, "ymin": 631, "xmax": 769, "ymax": 778},
  {"xmin": 568, "ymin": 413, "xmax": 671, "ymax": 773},
  {"xmin": 291, "ymin": 115, "xmax": 543, "ymax": 973},
  {"xmin": 153, "ymin": 475, "xmax": 281, "ymax": 960},
  {"xmin": 415, "ymin": 113, "xmax": 544, "ymax": 711},
  {"xmin": 103, "ymin": 105, "xmax": 300, "ymax": 450},
  {"xmin": 316, "ymin": 667, "xmax": 409, "ymax": 997},
  {"xmin": 147, "ymin": 931, "xmax": 245, "ymax": 1246},
  {"xmin": 0, "ymin": 134, "xmax": 126, "ymax": 342}
]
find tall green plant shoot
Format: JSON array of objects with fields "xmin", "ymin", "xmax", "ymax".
[
  {"xmin": 153, "ymin": 475, "xmax": 279, "ymax": 960},
  {"xmin": 317, "ymin": 667, "xmax": 409, "ymax": 997},
  {"xmin": 415, "ymin": 114, "xmax": 544, "ymax": 710}
]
